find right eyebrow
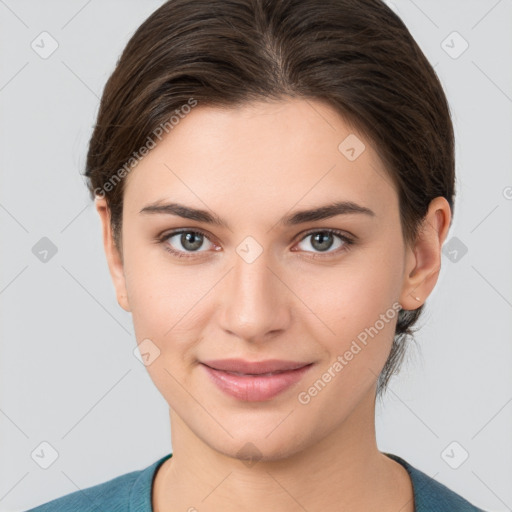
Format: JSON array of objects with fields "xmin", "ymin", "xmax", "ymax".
[{"xmin": 139, "ymin": 202, "xmax": 228, "ymax": 227}]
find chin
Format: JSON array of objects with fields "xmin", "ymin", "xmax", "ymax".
[{"xmin": 207, "ymin": 432, "xmax": 314, "ymax": 466}]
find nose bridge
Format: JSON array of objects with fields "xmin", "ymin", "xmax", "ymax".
[{"xmin": 220, "ymin": 245, "xmax": 288, "ymax": 340}]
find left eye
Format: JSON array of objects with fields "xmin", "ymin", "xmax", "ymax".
[{"xmin": 295, "ymin": 230, "xmax": 353, "ymax": 254}]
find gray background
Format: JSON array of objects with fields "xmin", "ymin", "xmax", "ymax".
[{"xmin": 1, "ymin": 1, "xmax": 511, "ymax": 511}]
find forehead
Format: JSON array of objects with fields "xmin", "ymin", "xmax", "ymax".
[{"xmin": 123, "ymin": 98, "xmax": 398, "ymax": 221}]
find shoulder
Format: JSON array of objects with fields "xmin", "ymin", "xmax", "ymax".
[
  {"xmin": 23, "ymin": 453, "xmax": 172, "ymax": 512},
  {"xmin": 24, "ymin": 471, "xmax": 138, "ymax": 512},
  {"xmin": 385, "ymin": 453, "xmax": 487, "ymax": 512}
]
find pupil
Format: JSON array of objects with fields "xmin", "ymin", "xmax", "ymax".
[
  {"xmin": 312, "ymin": 232, "xmax": 333, "ymax": 252},
  {"xmin": 182, "ymin": 232, "xmax": 202, "ymax": 251}
]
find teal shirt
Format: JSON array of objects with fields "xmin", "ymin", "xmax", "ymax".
[{"xmin": 25, "ymin": 452, "xmax": 486, "ymax": 511}]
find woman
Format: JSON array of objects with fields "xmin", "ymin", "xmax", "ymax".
[{"xmin": 26, "ymin": 0, "xmax": 486, "ymax": 510}]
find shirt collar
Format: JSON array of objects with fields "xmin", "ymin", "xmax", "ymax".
[{"xmin": 129, "ymin": 453, "xmax": 173, "ymax": 512}]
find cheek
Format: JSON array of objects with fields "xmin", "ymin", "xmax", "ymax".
[
  {"xmin": 123, "ymin": 240, "xmax": 196, "ymax": 334},
  {"xmin": 290, "ymin": 241, "xmax": 404, "ymax": 369},
  {"xmin": 123, "ymin": 247, "xmax": 216, "ymax": 383},
  {"xmin": 295, "ymin": 249, "xmax": 402, "ymax": 329},
  {"xmin": 124, "ymin": 255, "xmax": 205, "ymax": 405}
]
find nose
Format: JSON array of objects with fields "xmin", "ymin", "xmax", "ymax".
[{"xmin": 218, "ymin": 248, "xmax": 291, "ymax": 343}]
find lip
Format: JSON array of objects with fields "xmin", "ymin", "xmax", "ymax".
[{"xmin": 200, "ymin": 359, "xmax": 314, "ymax": 401}]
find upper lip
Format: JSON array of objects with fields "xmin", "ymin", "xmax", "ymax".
[{"xmin": 201, "ymin": 359, "xmax": 313, "ymax": 375}]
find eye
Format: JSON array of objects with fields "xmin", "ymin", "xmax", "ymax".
[
  {"xmin": 293, "ymin": 229, "xmax": 354, "ymax": 257},
  {"xmin": 159, "ymin": 229, "xmax": 218, "ymax": 259}
]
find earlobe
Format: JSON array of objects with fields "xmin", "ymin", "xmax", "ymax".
[
  {"xmin": 94, "ymin": 196, "xmax": 131, "ymax": 312},
  {"xmin": 399, "ymin": 197, "xmax": 451, "ymax": 311}
]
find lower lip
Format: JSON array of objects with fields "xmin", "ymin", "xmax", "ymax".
[{"xmin": 200, "ymin": 363, "xmax": 314, "ymax": 402}]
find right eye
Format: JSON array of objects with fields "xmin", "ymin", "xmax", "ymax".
[{"xmin": 159, "ymin": 229, "xmax": 220, "ymax": 259}]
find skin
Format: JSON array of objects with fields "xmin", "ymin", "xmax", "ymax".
[{"xmin": 95, "ymin": 97, "xmax": 451, "ymax": 512}]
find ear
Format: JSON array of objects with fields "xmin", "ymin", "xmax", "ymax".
[
  {"xmin": 399, "ymin": 196, "xmax": 452, "ymax": 311},
  {"xmin": 95, "ymin": 196, "xmax": 131, "ymax": 312}
]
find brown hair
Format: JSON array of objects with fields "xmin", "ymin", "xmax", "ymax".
[{"xmin": 84, "ymin": 0, "xmax": 455, "ymax": 397}]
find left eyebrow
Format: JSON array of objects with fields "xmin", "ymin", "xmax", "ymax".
[
  {"xmin": 280, "ymin": 201, "xmax": 375, "ymax": 226},
  {"xmin": 139, "ymin": 200, "xmax": 375, "ymax": 230}
]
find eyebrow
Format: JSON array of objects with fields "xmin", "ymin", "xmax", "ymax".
[{"xmin": 139, "ymin": 200, "xmax": 375, "ymax": 229}]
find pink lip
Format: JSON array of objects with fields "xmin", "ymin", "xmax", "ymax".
[{"xmin": 200, "ymin": 359, "xmax": 314, "ymax": 401}]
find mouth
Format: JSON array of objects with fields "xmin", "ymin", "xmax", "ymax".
[
  {"xmin": 216, "ymin": 369, "xmax": 296, "ymax": 376},
  {"xmin": 201, "ymin": 358, "xmax": 313, "ymax": 374},
  {"xmin": 199, "ymin": 360, "xmax": 315, "ymax": 402}
]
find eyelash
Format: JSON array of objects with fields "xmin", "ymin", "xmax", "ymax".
[{"xmin": 157, "ymin": 228, "xmax": 355, "ymax": 260}]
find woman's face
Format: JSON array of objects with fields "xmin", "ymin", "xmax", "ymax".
[{"xmin": 97, "ymin": 97, "xmax": 438, "ymax": 461}]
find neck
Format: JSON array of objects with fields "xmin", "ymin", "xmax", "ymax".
[{"xmin": 153, "ymin": 384, "xmax": 414, "ymax": 512}]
